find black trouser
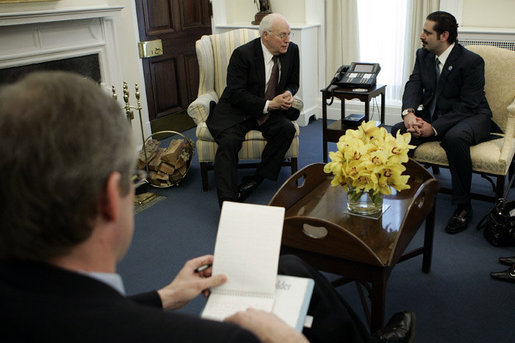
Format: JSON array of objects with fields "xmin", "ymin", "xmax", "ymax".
[
  {"xmin": 278, "ymin": 255, "xmax": 369, "ymax": 343},
  {"xmin": 391, "ymin": 117, "xmax": 490, "ymax": 206},
  {"xmin": 213, "ymin": 113, "xmax": 295, "ymax": 205}
]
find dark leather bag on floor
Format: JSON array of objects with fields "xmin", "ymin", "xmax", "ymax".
[{"xmin": 477, "ymin": 198, "xmax": 515, "ymax": 247}]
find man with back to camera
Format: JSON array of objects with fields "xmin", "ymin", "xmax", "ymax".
[
  {"xmin": 207, "ymin": 13, "xmax": 300, "ymax": 207},
  {"xmin": 391, "ymin": 11, "xmax": 494, "ymax": 234},
  {"xmin": 0, "ymin": 71, "xmax": 415, "ymax": 343}
]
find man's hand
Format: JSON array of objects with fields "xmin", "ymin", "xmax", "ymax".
[
  {"xmin": 268, "ymin": 91, "xmax": 293, "ymax": 111},
  {"xmin": 403, "ymin": 112, "xmax": 421, "ymax": 132},
  {"xmin": 157, "ymin": 255, "xmax": 226, "ymax": 311},
  {"xmin": 225, "ymin": 309, "xmax": 309, "ymax": 343},
  {"xmin": 404, "ymin": 114, "xmax": 434, "ymax": 138}
]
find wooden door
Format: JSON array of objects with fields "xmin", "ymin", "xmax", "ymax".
[{"xmin": 135, "ymin": 0, "xmax": 212, "ymax": 123}]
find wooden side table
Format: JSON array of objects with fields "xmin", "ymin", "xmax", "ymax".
[
  {"xmin": 269, "ymin": 159, "xmax": 439, "ymax": 332},
  {"xmin": 321, "ymin": 85, "xmax": 386, "ymax": 162}
]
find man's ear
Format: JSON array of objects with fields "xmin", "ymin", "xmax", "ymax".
[
  {"xmin": 100, "ymin": 172, "xmax": 122, "ymax": 222},
  {"xmin": 440, "ymin": 30, "xmax": 450, "ymax": 42}
]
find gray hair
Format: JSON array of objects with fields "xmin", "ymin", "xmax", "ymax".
[
  {"xmin": 0, "ymin": 71, "xmax": 135, "ymax": 261},
  {"xmin": 259, "ymin": 13, "xmax": 289, "ymax": 36}
]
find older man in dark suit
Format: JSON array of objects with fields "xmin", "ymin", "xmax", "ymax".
[
  {"xmin": 207, "ymin": 13, "xmax": 300, "ymax": 207},
  {"xmin": 392, "ymin": 11, "xmax": 493, "ymax": 234}
]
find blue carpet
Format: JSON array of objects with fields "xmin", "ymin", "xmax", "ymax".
[{"xmin": 118, "ymin": 119, "xmax": 515, "ymax": 343}]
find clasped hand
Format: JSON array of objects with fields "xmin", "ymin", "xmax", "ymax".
[
  {"xmin": 268, "ymin": 91, "xmax": 293, "ymax": 111},
  {"xmin": 404, "ymin": 114, "xmax": 434, "ymax": 138}
]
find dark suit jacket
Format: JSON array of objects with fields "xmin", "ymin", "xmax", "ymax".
[
  {"xmin": 402, "ymin": 43, "xmax": 492, "ymax": 138},
  {"xmin": 0, "ymin": 260, "xmax": 259, "ymax": 342},
  {"xmin": 207, "ymin": 38, "xmax": 300, "ymax": 138}
]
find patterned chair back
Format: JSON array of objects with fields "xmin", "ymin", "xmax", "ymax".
[
  {"xmin": 196, "ymin": 29, "xmax": 260, "ymax": 99},
  {"xmin": 467, "ymin": 45, "xmax": 515, "ymax": 136}
]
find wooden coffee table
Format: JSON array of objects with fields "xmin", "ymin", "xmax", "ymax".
[{"xmin": 269, "ymin": 159, "xmax": 439, "ymax": 331}]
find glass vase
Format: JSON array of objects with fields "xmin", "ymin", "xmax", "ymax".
[{"xmin": 346, "ymin": 186, "xmax": 383, "ymax": 215}]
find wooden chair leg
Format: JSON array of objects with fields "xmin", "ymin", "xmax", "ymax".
[
  {"xmin": 495, "ymin": 175, "xmax": 505, "ymax": 199},
  {"xmin": 200, "ymin": 162, "xmax": 209, "ymax": 192},
  {"xmin": 290, "ymin": 157, "xmax": 298, "ymax": 175}
]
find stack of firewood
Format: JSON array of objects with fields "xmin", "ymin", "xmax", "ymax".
[{"xmin": 137, "ymin": 138, "xmax": 192, "ymax": 187}]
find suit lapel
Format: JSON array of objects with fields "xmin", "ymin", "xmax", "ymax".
[
  {"xmin": 424, "ymin": 52, "xmax": 437, "ymax": 90},
  {"xmin": 277, "ymin": 53, "xmax": 289, "ymax": 91},
  {"xmin": 253, "ymin": 39, "xmax": 266, "ymax": 97},
  {"xmin": 436, "ymin": 44, "xmax": 460, "ymax": 98}
]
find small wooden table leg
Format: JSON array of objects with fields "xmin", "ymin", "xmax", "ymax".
[
  {"xmin": 369, "ymin": 272, "xmax": 387, "ymax": 332},
  {"xmin": 422, "ymin": 204, "xmax": 436, "ymax": 273}
]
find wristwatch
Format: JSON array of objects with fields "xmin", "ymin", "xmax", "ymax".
[{"xmin": 401, "ymin": 108, "xmax": 415, "ymax": 119}]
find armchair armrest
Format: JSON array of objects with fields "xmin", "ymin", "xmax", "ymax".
[
  {"xmin": 187, "ymin": 91, "xmax": 219, "ymax": 125},
  {"xmin": 499, "ymin": 98, "xmax": 515, "ymax": 163},
  {"xmin": 292, "ymin": 97, "xmax": 304, "ymax": 112}
]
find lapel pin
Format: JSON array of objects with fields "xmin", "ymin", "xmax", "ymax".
[{"xmin": 448, "ymin": 66, "xmax": 453, "ymax": 71}]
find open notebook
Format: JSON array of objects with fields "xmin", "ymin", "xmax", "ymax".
[{"xmin": 201, "ymin": 201, "xmax": 313, "ymax": 331}]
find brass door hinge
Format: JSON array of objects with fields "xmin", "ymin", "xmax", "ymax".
[{"xmin": 138, "ymin": 39, "xmax": 163, "ymax": 59}]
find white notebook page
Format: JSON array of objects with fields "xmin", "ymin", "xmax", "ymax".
[{"xmin": 202, "ymin": 202, "xmax": 285, "ymax": 320}]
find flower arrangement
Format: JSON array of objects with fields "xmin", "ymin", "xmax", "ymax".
[{"xmin": 323, "ymin": 121, "xmax": 415, "ymax": 211}]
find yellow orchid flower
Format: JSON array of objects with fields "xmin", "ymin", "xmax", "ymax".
[{"xmin": 324, "ymin": 121, "xmax": 412, "ymax": 199}]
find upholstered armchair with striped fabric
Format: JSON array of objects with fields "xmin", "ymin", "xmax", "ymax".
[
  {"xmin": 187, "ymin": 28, "xmax": 302, "ymax": 191},
  {"xmin": 412, "ymin": 45, "xmax": 515, "ymax": 201}
]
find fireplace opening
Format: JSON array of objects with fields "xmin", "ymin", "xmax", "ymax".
[{"xmin": 0, "ymin": 54, "xmax": 101, "ymax": 86}]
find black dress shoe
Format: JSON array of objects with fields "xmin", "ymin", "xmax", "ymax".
[
  {"xmin": 237, "ymin": 176, "xmax": 262, "ymax": 202},
  {"xmin": 445, "ymin": 206, "xmax": 472, "ymax": 234},
  {"xmin": 372, "ymin": 311, "xmax": 416, "ymax": 343},
  {"xmin": 490, "ymin": 265, "xmax": 515, "ymax": 283},
  {"xmin": 498, "ymin": 256, "xmax": 515, "ymax": 266}
]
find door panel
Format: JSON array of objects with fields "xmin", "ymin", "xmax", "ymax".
[{"xmin": 136, "ymin": 0, "xmax": 211, "ymax": 122}]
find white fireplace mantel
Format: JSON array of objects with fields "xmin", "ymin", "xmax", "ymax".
[
  {"xmin": 0, "ymin": 6, "xmax": 124, "ymax": 93},
  {"xmin": 0, "ymin": 6, "xmax": 123, "ymax": 26}
]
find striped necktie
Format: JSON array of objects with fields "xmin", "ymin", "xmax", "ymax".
[
  {"xmin": 429, "ymin": 58, "xmax": 441, "ymax": 120},
  {"xmin": 258, "ymin": 56, "xmax": 279, "ymax": 125},
  {"xmin": 264, "ymin": 55, "xmax": 279, "ymax": 100}
]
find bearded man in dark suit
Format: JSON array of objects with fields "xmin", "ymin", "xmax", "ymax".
[
  {"xmin": 391, "ymin": 11, "xmax": 493, "ymax": 234},
  {"xmin": 207, "ymin": 13, "xmax": 300, "ymax": 207}
]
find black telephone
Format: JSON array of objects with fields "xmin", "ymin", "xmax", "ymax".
[
  {"xmin": 329, "ymin": 64, "xmax": 350, "ymax": 86},
  {"xmin": 330, "ymin": 62, "xmax": 381, "ymax": 89}
]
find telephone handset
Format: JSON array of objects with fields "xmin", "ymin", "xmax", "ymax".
[
  {"xmin": 330, "ymin": 65, "xmax": 350, "ymax": 86},
  {"xmin": 331, "ymin": 62, "xmax": 381, "ymax": 89}
]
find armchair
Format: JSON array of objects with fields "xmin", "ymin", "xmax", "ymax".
[
  {"xmin": 187, "ymin": 29, "xmax": 302, "ymax": 191},
  {"xmin": 412, "ymin": 45, "xmax": 515, "ymax": 201}
]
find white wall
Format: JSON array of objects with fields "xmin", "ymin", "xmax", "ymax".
[
  {"xmin": 461, "ymin": 0, "xmax": 515, "ymax": 28},
  {"xmin": 224, "ymin": 0, "xmax": 306, "ymax": 25},
  {"xmin": 0, "ymin": 0, "xmax": 151, "ymax": 142}
]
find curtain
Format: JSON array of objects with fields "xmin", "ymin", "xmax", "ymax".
[
  {"xmin": 404, "ymin": 0, "xmax": 440, "ymax": 81},
  {"xmin": 325, "ymin": 0, "xmax": 359, "ymax": 84},
  {"xmin": 357, "ymin": 0, "xmax": 409, "ymax": 104}
]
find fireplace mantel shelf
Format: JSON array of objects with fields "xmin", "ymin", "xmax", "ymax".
[{"xmin": 0, "ymin": 6, "xmax": 124, "ymax": 27}]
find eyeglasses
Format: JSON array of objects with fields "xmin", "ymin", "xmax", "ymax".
[
  {"xmin": 268, "ymin": 31, "xmax": 293, "ymax": 40},
  {"xmin": 131, "ymin": 169, "xmax": 149, "ymax": 188}
]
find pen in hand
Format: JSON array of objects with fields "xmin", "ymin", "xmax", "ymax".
[{"xmin": 195, "ymin": 264, "xmax": 212, "ymax": 273}]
